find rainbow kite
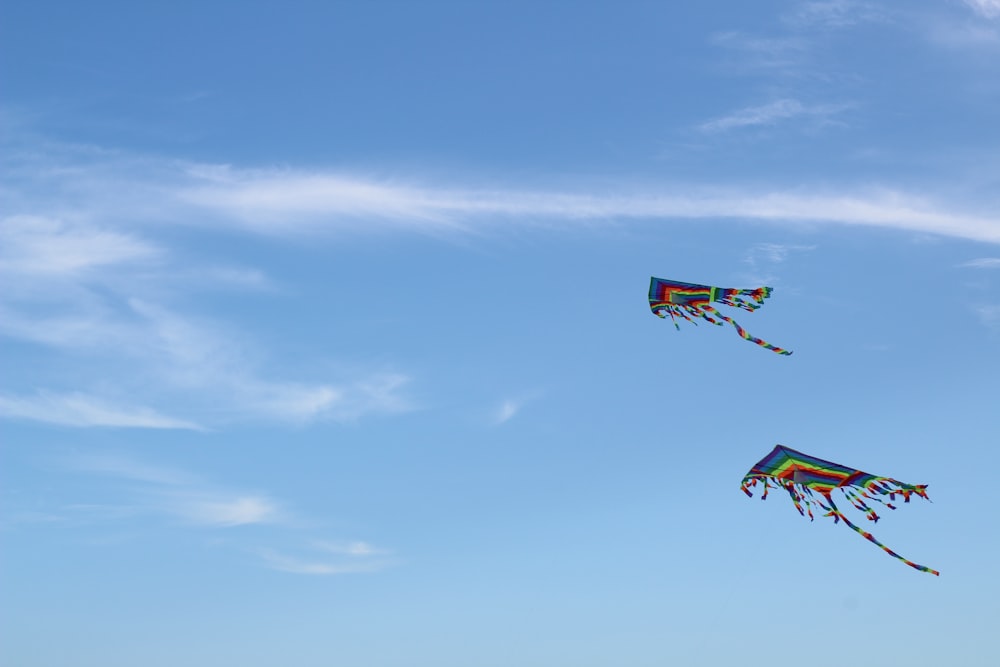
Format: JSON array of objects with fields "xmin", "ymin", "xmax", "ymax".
[
  {"xmin": 741, "ymin": 445, "xmax": 938, "ymax": 575},
  {"xmin": 648, "ymin": 277, "xmax": 791, "ymax": 355}
]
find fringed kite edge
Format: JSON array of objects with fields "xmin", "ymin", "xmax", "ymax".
[{"xmin": 741, "ymin": 475, "xmax": 939, "ymax": 576}]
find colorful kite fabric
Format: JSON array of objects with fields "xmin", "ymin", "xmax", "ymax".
[
  {"xmin": 741, "ymin": 445, "xmax": 938, "ymax": 575},
  {"xmin": 648, "ymin": 277, "xmax": 791, "ymax": 355}
]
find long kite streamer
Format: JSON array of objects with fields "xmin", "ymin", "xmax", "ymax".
[
  {"xmin": 741, "ymin": 445, "xmax": 938, "ymax": 575},
  {"xmin": 648, "ymin": 277, "xmax": 791, "ymax": 355}
]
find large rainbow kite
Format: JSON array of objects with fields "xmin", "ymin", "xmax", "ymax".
[
  {"xmin": 648, "ymin": 277, "xmax": 791, "ymax": 355},
  {"xmin": 741, "ymin": 445, "xmax": 938, "ymax": 575}
]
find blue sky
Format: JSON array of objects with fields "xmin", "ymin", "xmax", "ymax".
[{"xmin": 2, "ymin": 1, "xmax": 999, "ymax": 665}]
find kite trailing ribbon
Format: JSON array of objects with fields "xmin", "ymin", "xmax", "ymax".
[
  {"xmin": 741, "ymin": 445, "xmax": 939, "ymax": 576},
  {"xmin": 648, "ymin": 277, "xmax": 791, "ymax": 355}
]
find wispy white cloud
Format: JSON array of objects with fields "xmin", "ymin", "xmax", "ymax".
[
  {"xmin": 490, "ymin": 390, "xmax": 542, "ymax": 426},
  {"xmin": 3, "ymin": 147, "xmax": 393, "ymax": 431},
  {"xmin": 260, "ymin": 541, "xmax": 396, "ymax": 575},
  {"xmin": 8, "ymin": 138, "xmax": 1000, "ymax": 245},
  {"xmin": 325, "ymin": 373, "xmax": 412, "ymax": 422},
  {"xmin": 746, "ymin": 242, "xmax": 818, "ymax": 265},
  {"xmin": 179, "ymin": 167, "xmax": 466, "ymax": 235},
  {"xmin": 976, "ymin": 304, "xmax": 1000, "ymax": 329},
  {"xmin": 709, "ymin": 31, "xmax": 807, "ymax": 70},
  {"xmin": 174, "ymin": 495, "xmax": 280, "ymax": 527},
  {"xmin": 43, "ymin": 452, "xmax": 393, "ymax": 573},
  {"xmin": 259, "ymin": 551, "xmax": 393, "ymax": 575},
  {"xmin": 123, "ymin": 297, "xmax": 412, "ymax": 422},
  {"xmin": 314, "ymin": 540, "xmax": 389, "ymax": 557},
  {"xmin": 960, "ymin": 257, "xmax": 1000, "ymax": 268},
  {"xmin": 0, "ymin": 233, "xmax": 411, "ymax": 428},
  {"xmin": 64, "ymin": 452, "xmax": 284, "ymax": 528},
  {"xmin": 0, "ymin": 391, "xmax": 204, "ymax": 430},
  {"xmin": 782, "ymin": 1, "xmax": 885, "ymax": 29},
  {"xmin": 742, "ymin": 242, "xmax": 816, "ymax": 285},
  {"xmin": 918, "ymin": 2, "xmax": 1000, "ymax": 50},
  {"xmin": 66, "ymin": 453, "xmax": 196, "ymax": 486},
  {"xmin": 195, "ymin": 266, "xmax": 274, "ymax": 290},
  {"xmin": 182, "ymin": 169, "xmax": 1000, "ymax": 244},
  {"xmin": 964, "ymin": 0, "xmax": 1000, "ymax": 20},
  {"xmin": 494, "ymin": 399, "xmax": 521, "ymax": 425},
  {"xmin": 926, "ymin": 19, "xmax": 1000, "ymax": 48},
  {"xmin": 698, "ymin": 98, "xmax": 850, "ymax": 133},
  {"xmin": 1, "ymin": 511, "xmax": 66, "ymax": 527},
  {"xmin": 0, "ymin": 215, "xmax": 160, "ymax": 276}
]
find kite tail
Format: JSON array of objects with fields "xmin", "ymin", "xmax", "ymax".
[
  {"xmin": 717, "ymin": 287, "xmax": 773, "ymax": 312},
  {"xmin": 741, "ymin": 477, "xmax": 818, "ymax": 520},
  {"xmin": 784, "ymin": 480, "xmax": 816, "ymax": 520},
  {"xmin": 842, "ymin": 487, "xmax": 882, "ymax": 522},
  {"xmin": 824, "ymin": 496, "xmax": 939, "ymax": 576},
  {"xmin": 653, "ymin": 305, "xmax": 697, "ymax": 330},
  {"xmin": 861, "ymin": 479, "xmax": 931, "ymax": 510},
  {"xmin": 701, "ymin": 305, "xmax": 792, "ymax": 355}
]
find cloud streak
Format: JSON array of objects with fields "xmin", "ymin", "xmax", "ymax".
[
  {"xmin": 782, "ymin": 1, "xmax": 884, "ymax": 29},
  {"xmin": 259, "ymin": 540, "xmax": 396, "ymax": 575},
  {"xmin": 175, "ymin": 495, "xmax": 280, "ymax": 527},
  {"xmin": 976, "ymin": 304, "xmax": 1000, "ymax": 330},
  {"xmin": 181, "ymin": 169, "xmax": 1000, "ymax": 244},
  {"xmin": 742, "ymin": 242, "xmax": 816, "ymax": 285},
  {"xmin": 0, "ymin": 198, "xmax": 412, "ymax": 429},
  {"xmin": 0, "ymin": 391, "xmax": 204, "ymax": 430},
  {"xmin": 7, "ymin": 138, "xmax": 1000, "ymax": 245},
  {"xmin": 709, "ymin": 31, "xmax": 807, "ymax": 70},
  {"xmin": 61, "ymin": 453, "xmax": 284, "ymax": 528},
  {"xmin": 0, "ymin": 215, "xmax": 160, "ymax": 276},
  {"xmin": 698, "ymin": 99, "xmax": 849, "ymax": 133},
  {"xmin": 494, "ymin": 399, "xmax": 521, "ymax": 425},
  {"xmin": 44, "ymin": 453, "xmax": 395, "ymax": 574},
  {"xmin": 490, "ymin": 390, "xmax": 541, "ymax": 425},
  {"xmin": 960, "ymin": 257, "xmax": 1000, "ymax": 269},
  {"xmin": 964, "ymin": 0, "xmax": 1000, "ymax": 20}
]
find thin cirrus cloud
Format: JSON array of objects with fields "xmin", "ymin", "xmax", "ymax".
[
  {"xmin": 491, "ymin": 391, "xmax": 541, "ymax": 425},
  {"xmin": 781, "ymin": 1, "xmax": 884, "ymax": 29},
  {"xmin": 174, "ymin": 495, "xmax": 280, "ymax": 527},
  {"xmin": 0, "ymin": 293, "xmax": 412, "ymax": 427},
  {"xmin": 69, "ymin": 453, "xmax": 196, "ymax": 486},
  {"xmin": 259, "ymin": 551, "xmax": 393, "ymax": 575},
  {"xmin": 741, "ymin": 242, "xmax": 816, "ymax": 285},
  {"xmin": 0, "ymin": 215, "xmax": 160, "ymax": 276},
  {"xmin": 48, "ymin": 453, "xmax": 393, "ymax": 574},
  {"xmin": 315, "ymin": 540, "xmax": 389, "ymax": 556},
  {"xmin": 0, "ymin": 206, "xmax": 411, "ymax": 430},
  {"xmin": 259, "ymin": 540, "xmax": 396, "ymax": 575},
  {"xmin": 8, "ymin": 139, "xmax": 1000, "ymax": 245},
  {"xmin": 976, "ymin": 304, "xmax": 1000, "ymax": 330},
  {"xmin": 745, "ymin": 242, "xmax": 817, "ymax": 265},
  {"xmin": 697, "ymin": 98, "xmax": 850, "ymax": 133},
  {"xmin": 0, "ymin": 391, "xmax": 204, "ymax": 430},
  {"xmin": 61, "ymin": 452, "xmax": 284, "ymax": 528},
  {"xmin": 182, "ymin": 169, "xmax": 1000, "ymax": 245},
  {"xmin": 960, "ymin": 257, "xmax": 1000, "ymax": 268},
  {"xmin": 708, "ymin": 31, "xmax": 807, "ymax": 70},
  {"xmin": 922, "ymin": 2, "xmax": 1000, "ymax": 50},
  {"xmin": 964, "ymin": 0, "xmax": 1000, "ymax": 19},
  {"xmin": 494, "ymin": 399, "xmax": 521, "ymax": 425}
]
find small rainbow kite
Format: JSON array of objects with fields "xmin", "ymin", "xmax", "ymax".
[
  {"xmin": 741, "ymin": 445, "xmax": 938, "ymax": 575},
  {"xmin": 648, "ymin": 277, "xmax": 791, "ymax": 355}
]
